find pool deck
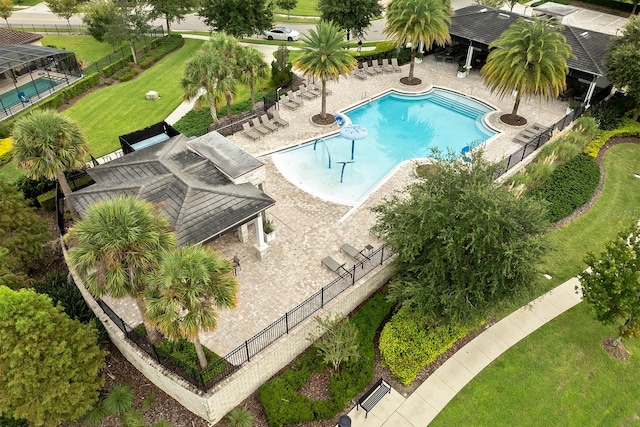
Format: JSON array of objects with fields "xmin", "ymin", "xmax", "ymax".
[{"xmin": 103, "ymin": 58, "xmax": 568, "ymax": 356}]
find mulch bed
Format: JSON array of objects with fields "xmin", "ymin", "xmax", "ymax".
[
  {"xmin": 500, "ymin": 113, "xmax": 527, "ymax": 127},
  {"xmin": 602, "ymin": 337, "xmax": 629, "ymax": 362},
  {"xmin": 311, "ymin": 114, "xmax": 336, "ymax": 126},
  {"xmin": 400, "ymin": 76, "xmax": 422, "ymax": 86}
]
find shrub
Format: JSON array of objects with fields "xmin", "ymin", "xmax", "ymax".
[
  {"xmin": 36, "ymin": 73, "xmax": 101, "ymax": 110},
  {"xmin": 259, "ymin": 292, "xmax": 392, "ymax": 426},
  {"xmin": 156, "ymin": 338, "xmax": 227, "ymax": 380},
  {"xmin": 526, "ymin": 155, "xmax": 557, "ymax": 188},
  {"xmin": 308, "ymin": 315, "xmax": 360, "ymax": 371},
  {"xmin": 36, "ymin": 188, "xmax": 57, "ymax": 211},
  {"xmin": 528, "ymin": 154, "xmax": 600, "ymax": 222},
  {"xmin": 173, "ymin": 109, "xmax": 212, "ymax": 137},
  {"xmin": 0, "ymin": 152, "xmax": 11, "ymax": 168},
  {"xmin": 573, "ymin": 116, "xmax": 600, "ymax": 139},
  {"xmin": 379, "ymin": 306, "xmax": 474, "ymax": 385},
  {"xmin": 584, "ymin": 118, "xmax": 640, "ymax": 158},
  {"xmin": 350, "ymin": 41, "xmax": 396, "ymax": 61},
  {"xmin": 587, "ymin": 102, "xmax": 623, "ymax": 131},
  {"xmin": 0, "ymin": 137, "xmax": 11, "ymax": 156},
  {"xmin": 226, "ymin": 408, "xmax": 254, "ymax": 427},
  {"xmin": 102, "ymin": 58, "xmax": 130, "ymax": 78}
]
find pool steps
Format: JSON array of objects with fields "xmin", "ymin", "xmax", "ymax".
[{"xmin": 427, "ymin": 92, "xmax": 488, "ymax": 120}]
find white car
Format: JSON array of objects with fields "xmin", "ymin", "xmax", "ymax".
[{"xmin": 263, "ymin": 27, "xmax": 300, "ymax": 41}]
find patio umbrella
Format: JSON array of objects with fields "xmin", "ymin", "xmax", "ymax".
[{"xmin": 340, "ymin": 124, "xmax": 368, "ymax": 160}]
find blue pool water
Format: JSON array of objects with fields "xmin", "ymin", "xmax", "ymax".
[
  {"xmin": 0, "ymin": 77, "xmax": 61, "ymax": 109},
  {"xmin": 272, "ymin": 88, "xmax": 497, "ymax": 206}
]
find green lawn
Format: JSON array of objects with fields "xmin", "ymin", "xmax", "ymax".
[
  {"xmin": 63, "ymin": 38, "xmax": 204, "ymax": 157},
  {"xmin": 40, "ymin": 35, "xmax": 123, "ymax": 65},
  {"xmin": 273, "ymin": 0, "xmax": 319, "ymax": 17},
  {"xmin": 431, "ymin": 143, "xmax": 640, "ymax": 426}
]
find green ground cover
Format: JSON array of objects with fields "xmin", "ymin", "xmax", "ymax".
[
  {"xmin": 431, "ymin": 143, "xmax": 640, "ymax": 426},
  {"xmin": 273, "ymin": 0, "xmax": 319, "ymax": 16},
  {"xmin": 40, "ymin": 35, "xmax": 123, "ymax": 65},
  {"xmin": 62, "ymin": 38, "xmax": 203, "ymax": 157}
]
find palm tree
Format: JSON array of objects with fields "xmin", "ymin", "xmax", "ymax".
[
  {"xmin": 12, "ymin": 109, "xmax": 89, "ymax": 201},
  {"xmin": 237, "ymin": 46, "xmax": 269, "ymax": 111},
  {"xmin": 181, "ymin": 44, "xmax": 225, "ymax": 124},
  {"xmin": 384, "ymin": 0, "xmax": 452, "ymax": 83},
  {"xmin": 482, "ymin": 17, "xmax": 573, "ymax": 122},
  {"xmin": 295, "ymin": 21, "xmax": 357, "ymax": 121},
  {"xmin": 66, "ymin": 195, "xmax": 177, "ymax": 343},
  {"xmin": 146, "ymin": 245, "xmax": 238, "ymax": 369},
  {"xmin": 216, "ymin": 73, "xmax": 238, "ymax": 118}
]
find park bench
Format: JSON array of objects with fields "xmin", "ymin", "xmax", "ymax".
[{"xmin": 357, "ymin": 378, "xmax": 391, "ymax": 418}]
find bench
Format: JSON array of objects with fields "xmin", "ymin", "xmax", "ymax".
[
  {"xmin": 321, "ymin": 256, "xmax": 350, "ymax": 276},
  {"xmin": 357, "ymin": 378, "xmax": 391, "ymax": 418}
]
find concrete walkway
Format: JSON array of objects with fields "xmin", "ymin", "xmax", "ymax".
[{"xmin": 342, "ymin": 277, "xmax": 583, "ymax": 426}]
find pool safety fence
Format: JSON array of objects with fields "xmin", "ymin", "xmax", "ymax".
[
  {"xmin": 77, "ymin": 243, "xmax": 392, "ymax": 392},
  {"xmin": 0, "ymin": 23, "xmax": 165, "ymax": 38}
]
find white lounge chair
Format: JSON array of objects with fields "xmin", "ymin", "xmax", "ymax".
[
  {"xmin": 242, "ymin": 122, "xmax": 261, "ymax": 140},
  {"xmin": 362, "ymin": 62, "xmax": 377, "ymax": 76},
  {"xmin": 352, "ymin": 69, "xmax": 367, "ymax": 80},
  {"xmin": 280, "ymin": 95, "xmax": 300, "ymax": 110},
  {"xmin": 286, "ymin": 90, "xmax": 304, "ymax": 105},
  {"xmin": 298, "ymin": 85, "xmax": 318, "ymax": 100},
  {"xmin": 391, "ymin": 58, "xmax": 402, "ymax": 72},
  {"xmin": 381, "ymin": 58, "xmax": 394, "ymax": 73},
  {"xmin": 371, "ymin": 60, "xmax": 384, "ymax": 74},
  {"xmin": 272, "ymin": 110, "xmax": 289, "ymax": 127},
  {"xmin": 259, "ymin": 114, "xmax": 278, "ymax": 132}
]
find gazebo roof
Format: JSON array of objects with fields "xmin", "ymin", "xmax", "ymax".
[
  {"xmin": 449, "ymin": 6, "xmax": 613, "ymax": 78},
  {"xmin": 0, "ymin": 44, "xmax": 73, "ymax": 75},
  {"xmin": 67, "ymin": 132, "xmax": 275, "ymax": 246}
]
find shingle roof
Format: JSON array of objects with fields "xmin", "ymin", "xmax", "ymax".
[
  {"xmin": 449, "ymin": 5, "xmax": 613, "ymax": 77},
  {"xmin": 0, "ymin": 28, "xmax": 43, "ymax": 46},
  {"xmin": 67, "ymin": 133, "xmax": 275, "ymax": 246}
]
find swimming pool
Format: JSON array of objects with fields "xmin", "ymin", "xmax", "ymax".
[
  {"xmin": 272, "ymin": 88, "xmax": 497, "ymax": 206},
  {"xmin": 0, "ymin": 77, "xmax": 61, "ymax": 108}
]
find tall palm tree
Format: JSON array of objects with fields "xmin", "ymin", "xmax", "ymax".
[
  {"xmin": 237, "ymin": 46, "xmax": 269, "ymax": 111},
  {"xmin": 384, "ymin": 0, "xmax": 452, "ymax": 83},
  {"xmin": 66, "ymin": 195, "xmax": 177, "ymax": 343},
  {"xmin": 12, "ymin": 109, "xmax": 89, "ymax": 201},
  {"xmin": 146, "ymin": 245, "xmax": 238, "ymax": 369},
  {"xmin": 181, "ymin": 44, "xmax": 225, "ymax": 124},
  {"xmin": 295, "ymin": 21, "xmax": 357, "ymax": 121},
  {"xmin": 482, "ymin": 17, "xmax": 573, "ymax": 121},
  {"xmin": 216, "ymin": 73, "xmax": 238, "ymax": 118}
]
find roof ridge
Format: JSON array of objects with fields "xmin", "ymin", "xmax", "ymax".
[{"xmin": 564, "ymin": 26, "xmax": 604, "ymax": 76}]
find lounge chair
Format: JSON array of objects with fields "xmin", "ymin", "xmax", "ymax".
[
  {"xmin": 259, "ymin": 114, "xmax": 278, "ymax": 132},
  {"xmin": 390, "ymin": 58, "xmax": 402, "ymax": 72},
  {"xmin": 371, "ymin": 60, "xmax": 384, "ymax": 74},
  {"xmin": 298, "ymin": 85, "xmax": 318, "ymax": 100},
  {"xmin": 352, "ymin": 68, "xmax": 368, "ymax": 80},
  {"xmin": 531, "ymin": 122, "xmax": 547, "ymax": 132},
  {"xmin": 286, "ymin": 90, "xmax": 304, "ymax": 105},
  {"xmin": 308, "ymin": 83, "xmax": 330, "ymax": 96},
  {"xmin": 340, "ymin": 243, "xmax": 370, "ymax": 261},
  {"xmin": 321, "ymin": 256, "xmax": 349, "ymax": 275},
  {"xmin": 362, "ymin": 62, "xmax": 377, "ymax": 76},
  {"xmin": 242, "ymin": 122, "xmax": 261, "ymax": 140},
  {"xmin": 381, "ymin": 58, "xmax": 395, "ymax": 73},
  {"xmin": 280, "ymin": 95, "xmax": 300, "ymax": 110},
  {"xmin": 272, "ymin": 110, "xmax": 289, "ymax": 127},
  {"xmin": 251, "ymin": 118, "xmax": 272, "ymax": 135}
]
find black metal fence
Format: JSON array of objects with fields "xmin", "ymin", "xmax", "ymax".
[
  {"xmin": 87, "ymin": 247, "xmax": 392, "ymax": 392},
  {"xmin": 1, "ymin": 23, "xmax": 89, "ymax": 35},
  {"xmin": 495, "ymin": 104, "xmax": 586, "ymax": 177}
]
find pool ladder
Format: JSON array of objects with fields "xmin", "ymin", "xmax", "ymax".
[{"xmin": 313, "ymin": 138, "xmax": 332, "ymax": 169}]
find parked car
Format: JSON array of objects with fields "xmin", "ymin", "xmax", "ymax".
[{"xmin": 263, "ymin": 27, "xmax": 300, "ymax": 41}]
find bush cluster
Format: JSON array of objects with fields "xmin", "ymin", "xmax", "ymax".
[
  {"xmin": 112, "ymin": 66, "xmax": 139, "ymax": 82},
  {"xmin": 156, "ymin": 338, "xmax": 226, "ymax": 381},
  {"xmin": 102, "ymin": 57, "xmax": 130, "ymax": 78},
  {"xmin": 379, "ymin": 306, "xmax": 475, "ymax": 385},
  {"xmin": 259, "ymin": 292, "xmax": 392, "ymax": 427},
  {"xmin": 173, "ymin": 109, "xmax": 212, "ymax": 137},
  {"xmin": 583, "ymin": 118, "xmax": 640, "ymax": 158},
  {"xmin": 528, "ymin": 154, "xmax": 600, "ymax": 222},
  {"xmin": 351, "ymin": 41, "xmax": 397, "ymax": 62}
]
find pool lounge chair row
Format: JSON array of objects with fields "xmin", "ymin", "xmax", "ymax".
[
  {"xmin": 241, "ymin": 112, "xmax": 289, "ymax": 140},
  {"xmin": 321, "ymin": 243, "xmax": 373, "ymax": 276},
  {"xmin": 514, "ymin": 123, "xmax": 548, "ymax": 144},
  {"xmin": 352, "ymin": 58, "xmax": 401, "ymax": 80}
]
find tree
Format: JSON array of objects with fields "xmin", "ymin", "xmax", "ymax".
[
  {"xmin": 307, "ymin": 314, "xmax": 360, "ymax": 371},
  {"xmin": 318, "ymin": 0, "xmax": 383, "ymax": 40},
  {"xmin": 146, "ymin": 0, "xmax": 200, "ymax": 35},
  {"xmin": 294, "ymin": 21, "xmax": 357, "ymax": 121},
  {"xmin": 606, "ymin": 16, "xmax": 640, "ymax": 120},
  {"xmin": 237, "ymin": 46, "xmax": 268, "ymax": 111},
  {"xmin": 579, "ymin": 224, "xmax": 640, "ymax": 346},
  {"xmin": 482, "ymin": 17, "xmax": 573, "ymax": 122},
  {"xmin": 0, "ymin": 0, "xmax": 12, "ymax": 27},
  {"xmin": 82, "ymin": 0, "xmax": 152, "ymax": 64},
  {"xmin": 199, "ymin": 0, "xmax": 273, "ymax": 38},
  {"xmin": 474, "ymin": 0, "xmax": 504, "ymax": 8},
  {"xmin": 208, "ymin": 33, "xmax": 240, "ymax": 118},
  {"xmin": 0, "ymin": 180, "xmax": 51, "ymax": 287},
  {"xmin": 66, "ymin": 195, "xmax": 176, "ymax": 343},
  {"xmin": 270, "ymin": 44, "xmax": 295, "ymax": 86},
  {"xmin": 275, "ymin": 0, "xmax": 297, "ymax": 19},
  {"xmin": 371, "ymin": 149, "xmax": 549, "ymax": 325},
  {"xmin": 146, "ymin": 245, "xmax": 238, "ymax": 369},
  {"xmin": 11, "ymin": 109, "xmax": 89, "ymax": 203},
  {"xmin": 384, "ymin": 0, "xmax": 452, "ymax": 84},
  {"xmin": 0, "ymin": 286, "xmax": 105, "ymax": 426},
  {"xmin": 47, "ymin": 0, "xmax": 78, "ymax": 31}
]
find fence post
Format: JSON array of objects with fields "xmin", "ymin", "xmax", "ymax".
[
  {"xmin": 321, "ymin": 288, "xmax": 324, "ymax": 307},
  {"xmin": 285, "ymin": 312, "xmax": 289, "ymax": 333},
  {"xmin": 352, "ymin": 266, "xmax": 355, "ymax": 285},
  {"xmin": 380, "ymin": 247, "xmax": 384, "ymax": 265},
  {"xmin": 245, "ymin": 341, "xmax": 250, "ymax": 362}
]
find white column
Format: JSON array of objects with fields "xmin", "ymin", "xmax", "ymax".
[
  {"xmin": 254, "ymin": 213, "xmax": 268, "ymax": 259},
  {"xmin": 585, "ymin": 80, "xmax": 597, "ymax": 107},
  {"xmin": 465, "ymin": 45, "xmax": 474, "ymax": 70},
  {"xmin": 237, "ymin": 223, "xmax": 249, "ymax": 243}
]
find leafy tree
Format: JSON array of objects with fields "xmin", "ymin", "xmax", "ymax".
[
  {"xmin": 579, "ymin": 224, "xmax": 640, "ymax": 346},
  {"xmin": 307, "ymin": 314, "xmax": 360, "ymax": 370},
  {"xmin": 0, "ymin": 286, "xmax": 105, "ymax": 426},
  {"xmin": 66, "ymin": 195, "xmax": 176, "ymax": 343},
  {"xmin": 474, "ymin": 0, "xmax": 504, "ymax": 8},
  {"xmin": 237, "ymin": 45, "xmax": 268, "ymax": 111},
  {"xmin": 275, "ymin": 0, "xmax": 297, "ymax": 19},
  {"xmin": 317, "ymin": 0, "xmax": 383, "ymax": 40},
  {"xmin": 199, "ymin": 0, "xmax": 273, "ymax": 38},
  {"xmin": 270, "ymin": 44, "xmax": 295, "ymax": 86},
  {"xmin": 82, "ymin": 0, "xmax": 152, "ymax": 64},
  {"xmin": 372, "ymin": 149, "xmax": 549, "ymax": 325},
  {"xmin": 482, "ymin": 17, "xmax": 573, "ymax": 121},
  {"xmin": 294, "ymin": 21, "xmax": 357, "ymax": 120},
  {"xmin": 384, "ymin": 0, "xmax": 452, "ymax": 83},
  {"xmin": 11, "ymin": 109, "xmax": 89, "ymax": 203},
  {"xmin": 0, "ymin": 180, "xmax": 51, "ymax": 286},
  {"xmin": 47, "ymin": 0, "xmax": 78, "ymax": 31},
  {"xmin": 146, "ymin": 0, "xmax": 200, "ymax": 35},
  {"xmin": 0, "ymin": 0, "xmax": 12, "ymax": 27},
  {"xmin": 606, "ymin": 16, "xmax": 640, "ymax": 120},
  {"xmin": 146, "ymin": 245, "xmax": 238, "ymax": 369}
]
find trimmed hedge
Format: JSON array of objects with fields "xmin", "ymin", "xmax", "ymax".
[
  {"xmin": 379, "ymin": 306, "xmax": 475, "ymax": 385},
  {"xmin": 173, "ymin": 109, "xmax": 212, "ymax": 137},
  {"xmin": 528, "ymin": 154, "xmax": 600, "ymax": 222},
  {"xmin": 102, "ymin": 57, "xmax": 130, "ymax": 78},
  {"xmin": 137, "ymin": 35, "xmax": 184, "ymax": 69},
  {"xmin": 259, "ymin": 292, "xmax": 392, "ymax": 427},
  {"xmin": 584, "ymin": 118, "xmax": 640, "ymax": 158},
  {"xmin": 36, "ymin": 72, "xmax": 101, "ymax": 111},
  {"xmin": 350, "ymin": 41, "xmax": 397, "ymax": 62}
]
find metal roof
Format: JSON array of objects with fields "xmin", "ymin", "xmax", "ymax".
[{"xmin": 0, "ymin": 44, "xmax": 73, "ymax": 75}]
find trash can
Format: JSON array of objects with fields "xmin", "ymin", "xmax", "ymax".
[{"xmin": 338, "ymin": 414, "xmax": 351, "ymax": 427}]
